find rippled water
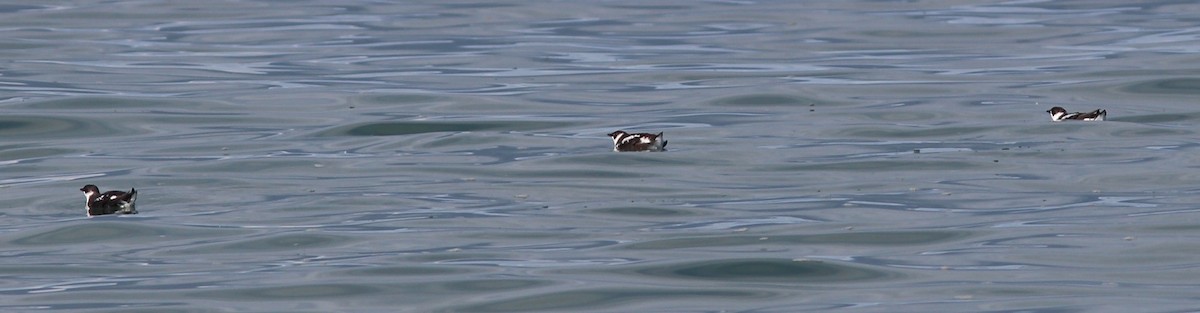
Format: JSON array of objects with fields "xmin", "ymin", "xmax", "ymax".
[{"xmin": 3, "ymin": 1, "xmax": 1200, "ymax": 312}]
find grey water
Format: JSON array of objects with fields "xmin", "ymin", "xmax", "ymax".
[{"xmin": 2, "ymin": 1, "xmax": 1200, "ymax": 312}]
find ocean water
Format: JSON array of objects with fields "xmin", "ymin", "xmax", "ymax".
[{"xmin": 3, "ymin": 1, "xmax": 1200, "ymax": 312}]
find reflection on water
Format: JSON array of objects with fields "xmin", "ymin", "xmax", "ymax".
[
  {"xmin": 634, "ymin": 258, "xmax": 890, "ymax": 283},
  {"xmin": 2, "ymin": 0, "xmax": 1200, "ymax": 312}
]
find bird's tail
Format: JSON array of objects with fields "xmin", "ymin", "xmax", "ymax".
[{"xmin": 123, "ymin": 188, "xmax": 138, "ymax": 214}]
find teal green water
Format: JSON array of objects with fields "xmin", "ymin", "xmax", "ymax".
[{"xmin": 3, "ymin": 1, "xmax": 1200, "ymax": 312}]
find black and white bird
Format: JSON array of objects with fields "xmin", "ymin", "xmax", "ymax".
[
  {"xmin": 80, "ymin": 184, "xmax": 138, "ymax": 217},
  {"xmin": 608, "ymin": 130, "xmax": 667, "ymax": 152},
  {"xmin": 1047, "ymin": 106, "xmax": 1106, "ymax": 121}
]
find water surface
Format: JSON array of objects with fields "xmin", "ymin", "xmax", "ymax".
[{"xmin": 3, "ymin": 1, "xmax": 1200, "ymax": 312}]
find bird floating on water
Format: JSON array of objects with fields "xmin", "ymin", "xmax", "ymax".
[
  {"xmin": 1047, "ymin": 106, "xmax": 1106, "ymax": 121},
  {"xmin": 608, "ymin": 130, "xmax": 667, "ymax": 152},
  {"xmin": 80, "ymin": 184, "xmax": 138, "ymax": 217}
]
